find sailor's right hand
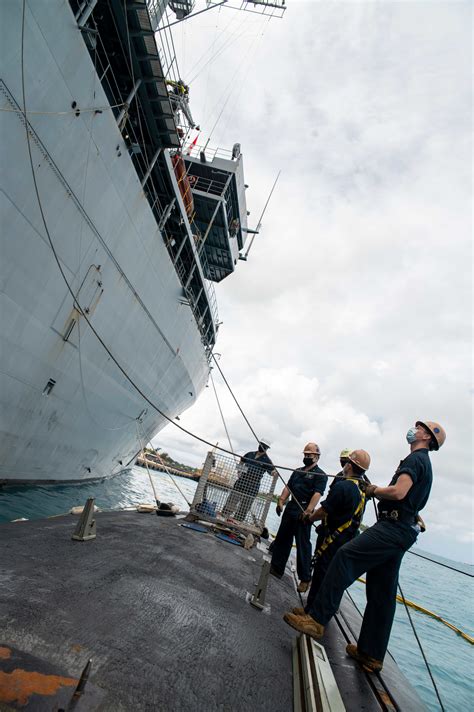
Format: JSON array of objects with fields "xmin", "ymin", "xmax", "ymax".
[{"xmin": 276, "ymin": 500, "xmax": 283, "ymax": 516}]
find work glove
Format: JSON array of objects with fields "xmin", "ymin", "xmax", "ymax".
[
  {"xmin": 364, "ymin": 484, "xmax": 377, "ymax": 499},
  {"xmin": 276, "ymin": 500, "xmax": 283, "ymax": 516}
]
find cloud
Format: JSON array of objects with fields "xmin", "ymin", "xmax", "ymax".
[{"xmin": 154, "ymin": 1, "xmax": 472, "ymax": 562}]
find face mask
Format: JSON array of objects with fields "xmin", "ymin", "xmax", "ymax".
[
  {"xmin": 303, "ymin": 456, "xmax": 314, "ymax": 466},
  {"xmin": 406, "ymin": 427, "xmax": 418, "ymax": 444}
]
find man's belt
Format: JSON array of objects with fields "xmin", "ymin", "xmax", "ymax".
[{"xmin": 379, "ymin": 510, "xmax": 416, "ymax": 524}]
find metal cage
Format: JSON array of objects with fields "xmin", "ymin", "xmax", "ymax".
[{"xmin": 190, "ymin": 450, "xmax": 277, "ymax": 534}]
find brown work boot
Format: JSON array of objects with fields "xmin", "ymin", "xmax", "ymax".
[
  {"xmin": 346, "ymin": 644, "xmax": 383, "ymax": 673},
  {"xmin": 291, "ymin": 607, "xmax": 306, "ymax": 616},
  {"xmin": 297, "ymin": 581, "xmax": 310, "ymax": 593},
  {"xmin": 283, "ymin": 612, "xmax": 325, "ymax": 640}
]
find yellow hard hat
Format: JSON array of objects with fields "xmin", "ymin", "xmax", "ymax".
[
  {"xmin": 416, "ymin": 421, "xmax": 446, "ymax": 450},
  {"xmin": 340, "ymin": 448, "xmax": 351, "ymax": 459},
  {"xmin": 348, "ymin": 449, "xmax": 371, "ymax": 471},
  {"xmin": 303, "ymin": 442, "xmax": 321, "ymax": 455}
]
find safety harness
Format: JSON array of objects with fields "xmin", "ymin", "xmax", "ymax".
[{"xmin": 312, "ymin": 478, "xmax": 366, "ymax": 563}]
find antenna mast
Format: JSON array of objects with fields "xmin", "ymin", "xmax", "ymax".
[{"xmin": 240, "ymin": 170, "xmax": 281, "ymax": 261}]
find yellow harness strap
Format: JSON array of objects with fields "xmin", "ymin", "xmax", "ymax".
[{"xmin": 315, "ymin": 479, "xmax": 366, "ymax": 559}]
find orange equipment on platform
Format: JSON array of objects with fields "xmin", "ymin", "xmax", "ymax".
[{"xmin": 171, "ymin": 153, "xmax": 194, "ymax": 218}]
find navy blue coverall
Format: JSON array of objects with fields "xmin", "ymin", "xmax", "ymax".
[
  {"xmin": 306, "ymin": 477, "xmax": 365, "ymax": 612},
  {"xmin": 308, "ymin": 448, "xmax": 432, "ymax": 662},
  {"xmin": 271, "ymin": 465, "xmax": 327, "ymax": 583}
]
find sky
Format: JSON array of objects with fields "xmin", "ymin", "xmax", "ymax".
[{"xmin": 152, "ymin": 1, "xmax": 473, "ymax": 563}]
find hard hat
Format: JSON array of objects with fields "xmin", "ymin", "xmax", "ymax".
[
  {"xmin": 259, "ymin": 437, "xmax": 271, "ymax": 449},
  {"xmin": 416, "ymin": 421, "xmax": 446, "ymax": 450},
  {"xmin": 303, "ymin": 442, "xmax": 321, "ymax": 455},
  {"xmin": 339, "ymin": 448, "xmax": 351, "ymax": 459},
  {"xmin": 348, "ymin": 449, "xmax": 371, "ymax": 471}
]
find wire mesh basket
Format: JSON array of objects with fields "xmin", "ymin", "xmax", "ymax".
[{"xmin": 190, "ymin": 451, "xmax": 276, "ymax": 534}]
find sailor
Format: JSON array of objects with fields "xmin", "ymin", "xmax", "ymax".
[
  {"xmin": 166, "ymin": 79, "xmax": 189, "ymax": 96},
  {"xmin": 283, "ymin": 421, "xmax": 446, "ymax": 673},
  {"xmin": 222, "ymin": 438, "xmax": 275, "ymax": 522},
  {"xmin": 337, "ymin": 448, "xmax": 352, "ymax": 479},
  {"xmin": 270, "ymin": 443, "xmax": 327, "ymax": 593},
  {"xmin": 300, "ymin": 450, "xmax": 370, "ymax": 612},
  {"xmin": 313, "ymin": 447, "xmax": 352, "ymax": 553}
]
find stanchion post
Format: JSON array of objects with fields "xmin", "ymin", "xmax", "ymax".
[
  {"xmin": 250, "ymin": 557, "xmax": 271, "ymax": 610},
  {"xmin": 191, "ymin": 451, "xmax": 214, "ymax": 511},
  {"xmin": 72, "ymin": 498, "xmax": 97, "ymax": 541}
]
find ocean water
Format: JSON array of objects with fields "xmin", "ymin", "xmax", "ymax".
[{"xmin": 1, "ymin": 467, "xmax": 472, "ymax": 711}]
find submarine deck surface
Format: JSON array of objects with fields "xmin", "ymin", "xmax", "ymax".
[{"xmin": 0, "ymin": 511, "xmax": 424, "ymax": 711}]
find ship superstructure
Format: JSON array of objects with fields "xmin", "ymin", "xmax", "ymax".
[{"xmin": 0, "ymin": 0, "xmax": 256, "ymax": 483}]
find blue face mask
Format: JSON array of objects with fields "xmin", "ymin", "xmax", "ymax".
[{"xmin": 406, "ymin": 427, "xmax": 418, "ymax": 444}]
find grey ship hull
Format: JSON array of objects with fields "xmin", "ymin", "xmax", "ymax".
[{"xmin": 0, "ymin": 0, "xmax": 209, "ymax": 482}]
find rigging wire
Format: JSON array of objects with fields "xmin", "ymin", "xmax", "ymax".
[
  {"xmin": 220, "ymin": 15, "xmax": 270, "ymax": 137},
  {"xmin": 164, "ymin": 5, "xmax": 182, "ymax": 84},
  {"xmin": 204, "ymin": 50, "xmax": 256, "ymax": 143},
  {"xmin": 19, "ymin": 0, "xmax": 472, "ymax": 589},
  {"xmin": 355, "ymin": 577, "xmax": 474, "ymax": 645},
  {"xmin": 210, "ymin": 354, "xmax": 473, "ymax": 579},
  {"xmin": 209, "ymin": 339, "xmax": 461, "ymax": 710},
  {"xmin": 210, "ymin": 371, "xmax": 235, "ymax": 455},
  {"xmin": 186, "ymin": 6, "xmax": 234, "ymax": 82},
  {"xmin": 137, "ymin": 426, "xmax": 192, "ymax": 508},
  {"xmin": 77, "ymin": 319, "xmax": 136, "ymax": 432},
  {"xmin": 211, "ymin": 354, "xmax": 259, "ymax": 442},
  {"xmin": 188, "ymin": 17, "xmax": 250, "ymax": 84},
  {"xmin": 397, "ymin": 583, "xmax": 446, "ymax": 711},
  {"xmin": 156, "ymin": 0, "xmax": 229, "ymax": 32},
  {"xmin": 242, "ymin": 170, "xmax": 281, "ymax": 259},
  {"xmin": 136, "ymin": 422, "xmax": 161, "ymax": 504},
  {"xmin": 406, "ymin": 549, "xmax": 473, "ymax": 577}
]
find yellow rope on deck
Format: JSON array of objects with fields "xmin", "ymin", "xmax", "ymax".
[{"xmin": 357, "ymin": 578, "xmax": 474, "ymax": 645}]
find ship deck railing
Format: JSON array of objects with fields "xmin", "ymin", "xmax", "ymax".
[
  {"xmin": 207, "ymin": 0, "xmax": 287, "ymax": 18},
  {"xmin": 185, "ymin": 142, "xmax": 237, "ymax": 162}
]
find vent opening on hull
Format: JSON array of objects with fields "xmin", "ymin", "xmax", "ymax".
[{"xmin": 42, "ymin": 379, "xmax": 56, "ymax": 396}]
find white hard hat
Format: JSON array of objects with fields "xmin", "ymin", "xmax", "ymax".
[{"xmin": 259, "ymin": 437, "xmax": 271, "ymax": 448}]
